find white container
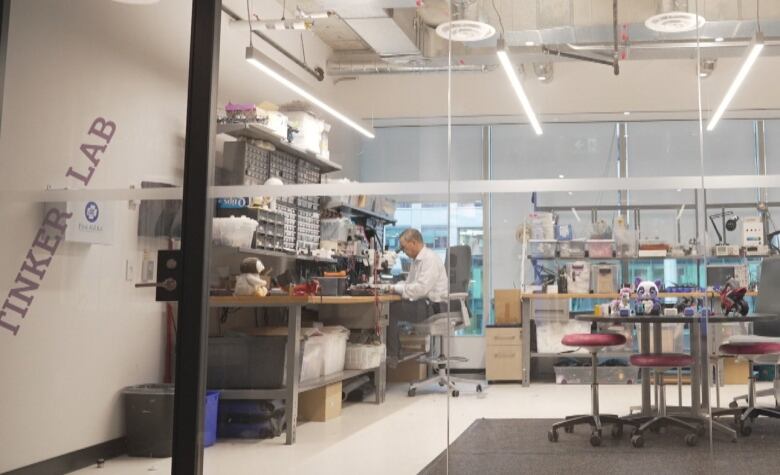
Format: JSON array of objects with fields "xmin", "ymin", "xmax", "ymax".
[
  {"xmin": 300, "ymin": 338, "xmax": 324, "ymax": 382},
  {"xmin": 316, "ymin": 326, "xmax": 350, "ymax": 376},
  {"xmin": 286, "ymin": 111, "xmax": 326, "ymax": 155},
  {"xmin": 345, "ymin": 343, "xmax": 385, "ymax": 370},
  {"xmin": 536, "ymin": 321, "xmax": 592, "ymax": 354},
  {"xmin": 212, "ymin": 216, "xmax": 258, "ymax": 248}
]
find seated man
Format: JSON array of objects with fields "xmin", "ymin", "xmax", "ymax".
[{"xmin": 385, "ymin": 228, "xmax": 448, "ymax": 362}]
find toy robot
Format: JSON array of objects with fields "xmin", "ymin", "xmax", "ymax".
[
  {"xmin": 720, "ymin": 277, "xmax": 749, "ymax": 317},
  {"xmin": 635, "ymin": 279, "xmax": 662, "ymax": 316},
  {"xmin": 611, "ymin": 287, "xmax": 632, "ymax": 316}
]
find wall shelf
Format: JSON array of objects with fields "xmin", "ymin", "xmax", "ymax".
[
  {"xmin": 217, "ymin": 367, "xmax": 379, "ymax": 400},
  {"xmin": 215, "ymin": 246, "xmax": 337, "ymax": 264},
  {"xmin": 334, "ymin": 204, "xmax": 396, "ymax": 224},
  {"xmin": 217, "ymin": 122, "xmax": 342, "ymax": 173}
]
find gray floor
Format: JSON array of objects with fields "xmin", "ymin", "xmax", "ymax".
[{"xmin": 420, "ymin": 418, "xmax": 780, "ymax": 475}]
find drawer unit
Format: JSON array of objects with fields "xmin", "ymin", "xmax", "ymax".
[
  {"xmin": 530, "ymin": 298, "xmax": 570, "ymax": 323},
  {"xmin": 486, "ymin": 327, "xmax": 522, "ymax": 346},
  {"xmin": 485, "ymin": 325, "xmax": 523, "ymax": 382}
]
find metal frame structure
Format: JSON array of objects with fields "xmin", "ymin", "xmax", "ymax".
[{"xmin": 171, "ymin": 1, "xmax": 221, "ymax": 473}]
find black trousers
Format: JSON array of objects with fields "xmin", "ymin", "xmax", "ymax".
[{"xmin": 387, "ymin": 299, "xmax": 444, "ymax": 358}]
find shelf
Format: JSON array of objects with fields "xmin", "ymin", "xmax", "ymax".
[
  {"xmin": 298, "ymin": 367, "xmax": 379, "ymax": 393},
  {"xmin": 217, "ymin": 122, "xmax": 342, "ymax": 174},
  {"xmin": 215, "ymin": 246, "xmax": 337, "ymax": 264},
  {"xmin": 334, "ymin": 204, "xmax": 396, "ymax": 223},
  {"xmin": 523, "ymin": 291, "xmax": 758, "ymax": 300},
  {"xmin": 527, "ymin": 256, "xmax": 705, "ymax": 261},
  {"xmin": 216, "ymin": 368, "xmax": 379, "ymax": 400}
]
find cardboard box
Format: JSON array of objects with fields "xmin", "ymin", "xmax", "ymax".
[
  {"xmin": 298, "ymin": 382, "xmax": 342, "ymax": 422},
  {"xmin": 387, "ymin": 360, "xmax": 427, "ymax": 383},
  {"xmin": 494, "ymin": 289, "xmax": 522, "ymax": 324},
  {"xmin": 723, "ymin": 357, "xmax": 750, "ymax": 385}
]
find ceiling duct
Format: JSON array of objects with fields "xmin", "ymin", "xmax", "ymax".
[{"xmin": 321, "ymin": 0, "xmax": 421, "ymax": 57}]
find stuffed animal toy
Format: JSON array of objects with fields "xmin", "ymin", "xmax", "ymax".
[
  {"xmin": 635, "ymin": 279, "xmax": 662, "ymax": 316},
  {"xmin": 234, "ymin": 257, "xmax": 268, "ymax": 297},
  {"xmin": 611, "ymin": 287, "xmax": 632, "ymax": 316}
]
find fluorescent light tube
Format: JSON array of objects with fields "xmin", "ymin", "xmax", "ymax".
[
  {"xmin": 706, "ymin": 33, "xmax": 764, "ymax": 131},
  {"xmin": 245, "ymin": 46, "xmax": 375, "ymax": 139},
  {"xmin": 496, "ymin": 47, "xmax": 542, "ymax": 135}
]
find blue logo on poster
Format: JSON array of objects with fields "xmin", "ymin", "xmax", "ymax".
[
  {"xmin": 218, "ymin": 197, "xmax": 248, "ymax": 208},
  {"xmin": 85, "ymin": 201, "xmax": 99, "ymax": 223}
]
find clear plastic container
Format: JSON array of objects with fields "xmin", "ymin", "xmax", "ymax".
[
  {"xmin": 528, "ymin": 239, "xmax": 557, "ymax": 258},
  {"xmin": 586, "ymin": 239, "xmax": 615, "ymax": 258},
  {"xmin": 345, "ymin": 343, "xmax": 385, "ymax": 370},
  {"xmin": 559, "ymin": 240, "xmax": 586, "ymax": 258},
  {"xmin": 554, "ymin": 365, "xmax": 639, "ymax": 384}
]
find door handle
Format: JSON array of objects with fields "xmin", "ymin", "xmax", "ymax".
[{"xmin": 135, "ymin": 278, "xmax": 178, "ymax": 292}]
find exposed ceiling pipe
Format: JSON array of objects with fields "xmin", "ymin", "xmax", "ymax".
[{"xmin": 327, "ymin": 59, "xmax": 494, "ymax": 75}]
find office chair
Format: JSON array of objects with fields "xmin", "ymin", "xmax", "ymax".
[
  {"xmin": 407, "ymin": 245, "xmax": 486, "ymax": 398},
  {"xmin": 728, "ymin": 257, "xmax": 780, "ymax": 407}
]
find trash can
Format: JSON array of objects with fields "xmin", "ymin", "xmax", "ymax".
[{"xmin": 123, "ymin": 384, "xmax": 220, "ymax": 457}]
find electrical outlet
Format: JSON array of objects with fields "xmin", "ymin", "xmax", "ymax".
[
  {"xmin": 142, "ymin": 251, "xmax": 156, "ymax": 282},
  {"xmin": 125, "ymin": 259, "xmax": 135, "ymax": 282}
]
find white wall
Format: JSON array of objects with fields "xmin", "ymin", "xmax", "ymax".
[{"xmin": 0, "ymin": 1, "xmax": 358, "ymax": 471}]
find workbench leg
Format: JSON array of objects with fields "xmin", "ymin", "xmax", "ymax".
[
  {"xmin": 375, "ymin": 303, "xmax": 388, "ymax": 404},
  {"xmin": 641, "ymin": 322, "xmax": 651, "ymax": 416},
  {"xmin": 285, "ymin": 305, "xmax": 302, "ymax": 445},
  {"xmin": 522, "ymin": 299, "xmax": 531, "ymax": 387},
  {"xmin": 691, "ymin": 319, "xmax": 703, "ymax": 416}
]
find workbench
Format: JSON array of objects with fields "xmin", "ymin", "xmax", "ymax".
[
  {"xmin": 209, "ymin": 293, "xmax": 400, "ymax": 445},
  {"xmin": 520, "ymin": 291, "xmax": 759, "ymax": 387}
]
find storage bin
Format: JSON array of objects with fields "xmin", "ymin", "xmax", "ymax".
[
  {"xmin": 559, "ymin": 240, "xmax": 586, "ymax": 258},
  {"xmin": 586, "ymin": 239, "xmax": 614, "ymax": 258},
  {"xmin": 528, "ymin": 239, "xmax": 557, "ymax": 258},
  {"xmin": 535, "ymin": 321, "xmax": 591, "ymax": 354},
  {"xmin": 123, "ymin": 385, "xmax": 219, "ymax": 457},
  {"xmin": 217, "ymin": 399, "xmax": 285, "ymax": 439},
  {"xmin": 212, "ymin": 216, "xmax": 258, "ymax": 248},
  {"xmin": 345, "ymin": 343, "xmax": 385, "ymax": 370},
  {"xmin": 554, "ymin": 365, "xmax": 639, "ymax": 384},
  {"xmin": 531, "ymin": 298, "xmax": 570, "ymax": 323},
  {"xmin": 207, "ymin": 335, "xmax": 289, "ymax": 389},
  {"xmin": 300, "ymin": 337, "xmax": 324, "ymax": 382},
  {"xmin": 315, "ymin": 276, "xmax": 347, "ymax": 296},
  {"xmin": 317, "ymin": 326, "xmax": 350, "ymax": 375}
]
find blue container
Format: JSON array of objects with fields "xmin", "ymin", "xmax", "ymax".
[
  {"xmin": 217, "ymin": 399, "xmax": 285, "ymax": 439},
  {"xmin": 204, "ymin": 391, "xmax": 220, "ymax": 447}
]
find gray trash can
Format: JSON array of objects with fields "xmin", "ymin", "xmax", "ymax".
[{"xmin": 123, "ymin": 384, "xmax": 175, "ymax": 457}]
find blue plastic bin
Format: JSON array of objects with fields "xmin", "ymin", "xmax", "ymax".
[{"xmin": 204, "ymin": 390, "xmax": 219, "ymax": 447}]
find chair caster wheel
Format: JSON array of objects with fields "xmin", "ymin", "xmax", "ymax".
[
  {"xmin": 685, "ymin": 434, "xmax": 698, "ymax": 447},
  {"xmin": 739, "ymin": 424, "xmax": 752, "ymax": 437},
  {"xmin": 452, "ymin": 390, "xmax": 459, "ymax": 398},
  {"xmin": 476, "ymin": 384, "xmax": 483, "ymax": 393},
  {"xmin": 631, "ymin": 434, "xmax": 644, "ymax": 448},
  {"xmin": 590, "ymin": 433, "xmax": 602, "ymax": 447},
  {"xmin": 611, "ymin": 425, "xmax": 623, "ymax": 439},
  {"xmin": 729, "ymin": 401, "xmax": 739, "ymax": 409},
  {"xmin": 548, "ymin": 430, "xmax": 558, "ymax": 443},
  {"xmin": 407, "ymin": 388, "xmax": 416, "ymax": 397},
  {"xmin": 564, "ymin": 425, "xmax": 574, "ymax": 433}
]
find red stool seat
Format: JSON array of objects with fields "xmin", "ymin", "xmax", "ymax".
[
  {"xmin": 630, "ymin": 353, "xmax": 694, "ymax": 368},
  {"xmin": 720, "ymin": 342, "xmax": 780, "ymax": 356},
  {"xmin": 561, "ymin": 333, "xmax": 626, "ymax": 348}
]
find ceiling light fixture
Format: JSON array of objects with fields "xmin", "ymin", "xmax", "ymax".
[
  {"xmin": 496, "ymin": 40, "xmax": 542, "ymax": 135},
  {"xmin": 245, "ymin": 46, "xmax": 375, "ymax": 139},
  {"xmin": 706, "ymin": 33, "xmax": 764, "ymax": 131},
  {"xmin": 525, "ymin": 41, "xmax": 535, "ymax": 46},
  {"xmin": 714, "ymin": 37, "xmax": 724, "ymax": 42},
  {"xmin": 623, "ymin": 111, "xmax": 631, "ymax": 116}
]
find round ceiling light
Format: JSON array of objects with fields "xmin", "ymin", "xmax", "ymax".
[
  {"xmin": 435, "ymin": 20, "xmax": 496, "ymax": 42},
  {"xmin": 645, "ymin": 12, "xmax": 705, "ymax": 33}
]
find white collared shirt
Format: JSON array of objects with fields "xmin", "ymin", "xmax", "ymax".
[{"xmin": 393, "ymin": 246, "xmax": 449, "ymax": 302}]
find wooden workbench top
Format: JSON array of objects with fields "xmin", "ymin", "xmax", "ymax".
[
  {"xmin": 521, "ymin": 291, "xmax": 758, "ymax": 300},
  {"xmin": 210, "ymin": 294, "xmax": 401, "ymax": 307}
]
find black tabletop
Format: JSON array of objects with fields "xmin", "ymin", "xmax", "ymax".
[{"xmin": 575, "ymin": 313, "xmax": 779, "ymax": 324}]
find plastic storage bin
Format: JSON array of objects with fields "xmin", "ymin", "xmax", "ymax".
[
  {"xmin": 554, "ymin": 365, "xmax": 639, "ymax": 384},
  {"xmin": 528, "ymin": 239, "xmax": 557, "ymax": 258},
  {"xmin": 586, "ymin": 239, "xmax": 615, "ymax": 258},
  {"xmin": 345, "ymin": 343, "xmax": 385, "ymax": 370},
  {"xmin": 535, "ymin": 321, "xmax": 591, "ymax": 354},
  {"xmin": 318, "ymin": 326, "xmax": 350, "ymax": 375},
  {"xmin": 212, "ymin": 216, "xmax": 258, "ymax": 248},
  {"xmin": 123, "ymin": 384, "xmax": 219, "ymax": 457},
  {"xmin": 207, "ymin": 335, "xmax": 289, "ymax": 389},
  {"xmin": 559, "ymin": 240, "xmax": 586, "ymax": 258}
]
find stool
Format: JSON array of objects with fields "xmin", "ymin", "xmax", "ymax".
[
  {"xmin": 715, "ymin": 341, "xmax": 780, "ymax": 436},
  {"xmin": 627, "ymin": 353, "xmax": 700, "ymax": 448},
  {"xmin": 547, "ymin": 333, "xmax": 627, "ymax": 447}
]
